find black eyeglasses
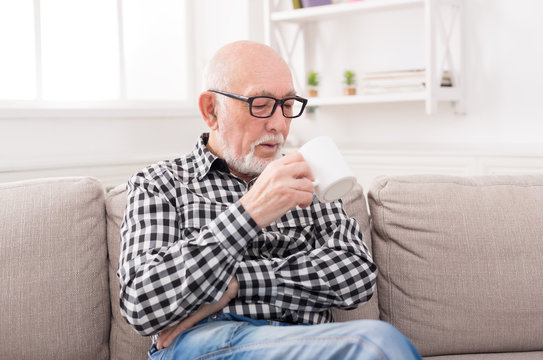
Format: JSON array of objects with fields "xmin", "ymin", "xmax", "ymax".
[{"xmin": 208, "ymin": 89, "xmax": 308, "ymax": 118}]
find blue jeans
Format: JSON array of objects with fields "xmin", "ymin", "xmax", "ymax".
[{"xmin": 148, "ymin": 313, "xmax": 421, "ymax": 360}]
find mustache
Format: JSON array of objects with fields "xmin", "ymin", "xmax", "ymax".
[{"xmin": 252, "ymin": 134, "xmax": 285, "ymax": 149}]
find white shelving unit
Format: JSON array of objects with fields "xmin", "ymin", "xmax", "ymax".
[
  {"xmin": 271, "ymin": 0, "xmax": 424, "ymax": 22},
  {"xmin": 265, "ymin": 0, "xmax": 465, "ymax": 115}
]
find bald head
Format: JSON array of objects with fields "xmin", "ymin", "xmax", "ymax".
[{"xmin": 203, "ymin": 41, "xmax": 293, "ymax": 93}]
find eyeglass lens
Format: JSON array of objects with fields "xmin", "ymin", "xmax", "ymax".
[{"xmin": 251, "ymin": 97, "xmax": 304, "ymax": 118}]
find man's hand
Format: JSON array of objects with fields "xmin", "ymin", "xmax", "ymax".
[
  {"xmin": 240, "ymin": 151, "xmax": 314, "ymax": 228},
  {"xmin": 156, "ymin": 276, "xmax": 239, "ymax": 350}
]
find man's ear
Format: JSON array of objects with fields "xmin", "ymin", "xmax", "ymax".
[{"xmin": 199, "ymin": 92, "xmax": 219, "ymax": 130}]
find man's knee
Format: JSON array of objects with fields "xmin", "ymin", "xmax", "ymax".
[
  {"xmin": 347, "ymin": 320, "xmax": 421, "ymax": 359},
  {"xmin": 362, "ymin": 320, "xmax": 400, "ymax": 337}
]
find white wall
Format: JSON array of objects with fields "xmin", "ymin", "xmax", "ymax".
[
  {"xmin": 1, "ymin": 0, "xmax": 542, "ymax": 188},
  {"xmin": 0, "ymin": 114, "xmax": 207, "ymax": 186}
]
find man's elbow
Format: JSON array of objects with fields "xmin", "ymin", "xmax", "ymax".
[
  {"xmin": 119, "ymin": 292, "xmax": 162, "ymax": 337},
  {"xmin": 120, "ymin": 306, "xmax": 159, "ymax": 337}
]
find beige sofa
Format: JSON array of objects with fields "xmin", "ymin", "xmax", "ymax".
[{"xmin": 1, "ymin": 175, "xmax": 542, "ymax": 360}]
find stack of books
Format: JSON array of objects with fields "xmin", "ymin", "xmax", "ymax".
[
  {"xmin": 360, "ymin": 69, "xmax": 452, "ymax": 94},
  {"xmin": 292, "ymin": 0, "xmax": 332, "ymax": 9}
]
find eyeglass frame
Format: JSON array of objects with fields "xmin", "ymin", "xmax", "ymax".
[{"xmin": 207, "ymin": 89, "xmax": 308, "ymax": 119}]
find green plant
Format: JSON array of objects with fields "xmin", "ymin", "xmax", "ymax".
[
  {"xmin": 344, "ymin": 70, "xmax": 356, "ymax": 86},
  {"xmin": 307, "ymin": 71, "xmax": 319, "ymax": 87}
]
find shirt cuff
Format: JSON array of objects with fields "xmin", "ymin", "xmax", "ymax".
[
  {"xmin": 208, "ymin": 201, "xmax": 260, "ymax": 260},
  {"xmin": 236, "ymin": 259, "xmax": 277, "ymax": 304}
]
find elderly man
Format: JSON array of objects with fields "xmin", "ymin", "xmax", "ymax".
[{"xmin": 118, "ymin": 41, "xmax": 421, "ymax": 359}]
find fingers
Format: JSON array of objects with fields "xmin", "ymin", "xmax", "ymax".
[
  {"xmin": 156, "ymin": 315, "xmax": 198, "ymax": 349},
  {"xmin": 293, "ymin": 178, "xmax": 315, "ymax": 208},
  {"xmin": 288, "ymin": 161, "xmax": 315, "ymax": 182},
  {"xmin": 268, "ymin": 153, "xmax": 314, "ymax": 182},
  {"xmin": 158, "ymin": 324, "xmax": 185, "ymax": 349},
  {"xmin": 273, "ymin": 151, "xmax": 308, "ymax": 171},
  {"xmin": 277, "ymin": 150, "xmax": 304, "ymax": 164},
  {"xmin": 280, "ymin": 163, "xmax": 314, "ymax": 196},
  {"xmin": 156, "ymin": 326, "xmax": 176, "ymax": 349},
  {"xmin": 240, "ymin": 151, "xmax": 317, "ymax": 227},
  {"xmin": 281, "ymin": 153, "xmax": 315, "ymax": 198}
]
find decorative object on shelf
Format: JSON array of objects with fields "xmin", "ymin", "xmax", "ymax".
[
  {"xmin": 343, "ymin": 70, "xmax": 357, "ymax": 95},
  {"xmin": 301, "ymin": 0, "xmax": 331, "ymax": 8},
  {"xmin": 292, "ymin": 0, "xmax": 303, "ymax": 9},
  {"xmin": 307, "ymin": 70, "xmax": 320, "ymax": 97},
  {"xmin": 360, "ymin": 69, "xmax": 452, "ymax": 94}
]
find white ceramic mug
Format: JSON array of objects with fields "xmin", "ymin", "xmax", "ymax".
[{"xmin": 297, "ymin": 136, "xmax": 357, "ymax": 202}]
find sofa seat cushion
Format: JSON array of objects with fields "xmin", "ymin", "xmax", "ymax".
[
  {"xmin": 368, "ymin": 175, "xmax": 543, "ymax": 357},
  {"xmin": 0, "ymin": 177, "xmax": 110, "ymax": 360}
]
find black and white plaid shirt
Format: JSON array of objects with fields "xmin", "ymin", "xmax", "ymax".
[{"xmin": 118, "ymin": 133, "xmax": 377, "ymax": 336}]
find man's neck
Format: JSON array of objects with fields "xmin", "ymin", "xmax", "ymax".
[{"xmin": 228, "ymin": 167, "xmax": 257, "ymax": 184}]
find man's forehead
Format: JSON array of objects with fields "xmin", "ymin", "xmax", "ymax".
[{"xmin": 247, "ymin": 89, "xmax": 297, "ymax": 98}]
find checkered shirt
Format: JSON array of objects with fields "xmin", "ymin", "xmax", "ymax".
[{"xmin": 118, "ymin": 133, "xmax": 377, "ymax": 336}]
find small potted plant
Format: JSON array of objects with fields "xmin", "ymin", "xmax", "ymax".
[
  {"xmin": 307, "ymin": 71, "xmax": 319, "ymax": 97},
  {"xmin": 343, "ymin": 70, "xmax": 357, "ymax": 95}
]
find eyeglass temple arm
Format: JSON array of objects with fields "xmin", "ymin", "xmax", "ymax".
[{"xmin": 208, "ymin": 89, "xmax": 249, "ymax": 102}]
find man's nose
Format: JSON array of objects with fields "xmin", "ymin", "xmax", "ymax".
[{"xmin": 265, "ymin": 105, "xmax": 289, "ymax": 133}]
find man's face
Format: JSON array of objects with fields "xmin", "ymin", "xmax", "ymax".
[{"xmin": 215, "ymin": 65, "xmax": 294, "ymax": 176}]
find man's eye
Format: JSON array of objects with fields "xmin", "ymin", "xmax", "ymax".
[{"xmin": 283, "ymin": 100, "xmax": 294, "ymax": 108}]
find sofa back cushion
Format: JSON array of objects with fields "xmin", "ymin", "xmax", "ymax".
[
  {"xmin": 0, "ymin": 177, "xmax": 110, "ymax": 360},
  {"xmin": 104, "ymin": 182, "xmax": 378, "ymax": 360},
  {"xmin": 106, "ymin": 184, "xmax": 152, "ymax": 360},
  {"xmin": 368, "ymin": 175, "xmax": 543, "ymax": 356}
]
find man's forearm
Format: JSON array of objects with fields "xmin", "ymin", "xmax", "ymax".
[{"xmin": 236, "ymin": 249, "xmax": 376, "ymax": 313}]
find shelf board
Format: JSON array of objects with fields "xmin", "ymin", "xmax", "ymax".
[
  {"xmin": 305, "ymin": 86, "xmax": 462, "ymax": 107},
  {"xmin": 306, "ymin": 91, "xmax": 426, "ymax": 106},
  {"xmin": 271, "ymin": 0, "xmax": 424, "ymax": 23}
]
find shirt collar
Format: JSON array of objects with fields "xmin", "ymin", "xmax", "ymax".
[{"xmin": 192, "ymin": 133, "xmax": 230, "ymax": 181}]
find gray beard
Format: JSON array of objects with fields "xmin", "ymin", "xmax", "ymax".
[{"xmin": 216, "ymin": 132, "xmax": 284, "ymax": 178}]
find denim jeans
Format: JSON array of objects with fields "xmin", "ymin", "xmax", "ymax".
[{"xmin": 148, "ymin": 313, "xmax": 421, "ymax": 360}]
